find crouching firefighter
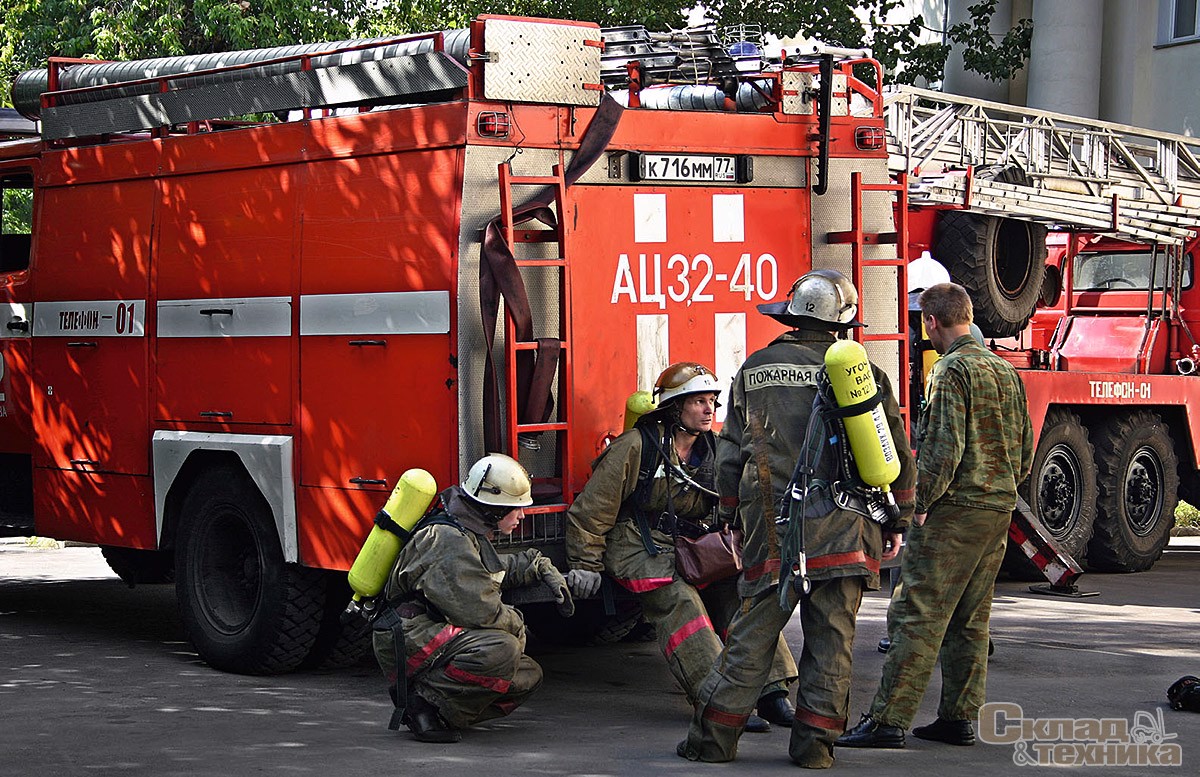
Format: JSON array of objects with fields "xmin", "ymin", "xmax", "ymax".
[
  {"xmin": 566, "ymin": 361, "xmax": 798, "ymax": 731},
  {"xmin": 679, "ymin": 269, "xmax": 916, "ymax": 769},
  {"xmin": 371, "ymin": 453, "xmax": 574, "ymax": 743}
]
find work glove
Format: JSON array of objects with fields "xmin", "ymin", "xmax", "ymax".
[
  {"xmin": 566, "ymin": 568, "xmax": 602, "ymax": 599},
  {"xmin": 534, "ymin": 558, "xmax": 575, "ymax": 618}
]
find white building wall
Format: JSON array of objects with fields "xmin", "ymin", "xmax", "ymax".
[{"xmin": 901, "ymin": 0, "xmax": 1198, "ymax": 136}]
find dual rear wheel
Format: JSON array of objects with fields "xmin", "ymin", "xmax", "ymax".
[{"xmin": 1010, "ymin": 408, "xmax": 1179, "ymax": 576}]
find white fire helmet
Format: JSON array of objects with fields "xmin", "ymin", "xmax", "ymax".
[
  {"xmin": 461, "ymin": 453, "xmax": 533, "ymax": 508},
  {"xmin": 758, "ymin": 268, "xmax": 863, "ymax": 328},
  {"xmin": 654, "ymin": 361, "xmax": 721, "ymax": 406}
]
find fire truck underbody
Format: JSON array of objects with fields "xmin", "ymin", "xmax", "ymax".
[{"xmin": 0, "ymin": 17, "xmax": 1197, "ymax": 674}]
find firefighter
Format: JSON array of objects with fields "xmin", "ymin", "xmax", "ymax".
[
  {"xmin": 565, "ymin": 362, "xmax": 798, "ymax": 732},
  {"xmin": 677, "ymin": 269, "xmax": 916, "ymax": 768},
  {"xmin": 372, "ymin": 453, "xmax": 573, "ymax": 743}
]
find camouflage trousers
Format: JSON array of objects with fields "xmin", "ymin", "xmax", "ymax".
[
  {"xmin": 681, "ymin": 576, "xmax": 866, "ymax": 765},
  {"xmin": 641, "ymin": 574, "xmax": 797, "ymax": 705},
  {"xmin": 869, "ymin": 504, "xmax": 1009, "ymax": 728},
  {"xmin": 374, "ymin": 627, "xmax": 543, "ymax": 729}
]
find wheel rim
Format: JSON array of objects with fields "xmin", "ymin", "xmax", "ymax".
[
  {"xmin": 993, "ymin": 219, "xmax": 1033, "ymax": 299},
  {"xmin": 194, "ymin": 508, "xmax": 264, "ymax": 635},
  {"xmin": 1125, "ymin": 445, "xmax": 1165, "ymax": 536},
  {"xmin": 1037, "ymin": 442, "xmax": 1082, "ymax": 538}
]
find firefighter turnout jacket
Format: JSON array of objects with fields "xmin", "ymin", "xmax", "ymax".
[
  {"xmin": 372, "ymin": 487, "xmax": 549, "ymax": 727},
  {"xmin": 718, "ymin": 329, "xmax": 917, "ymax": 598}
]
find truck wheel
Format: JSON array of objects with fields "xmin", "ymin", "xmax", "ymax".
[
  {"xmin": 1004, "ymin": 409, "xmax": 1097, "ymax": 578},
  {"xmin": 101, "ymin": 546, "xmax": 175, "ymax": 585},
  {"xmin": 1088, "ymin": 411, "xmax": 1180, "ymax": 572},
  {"xmin": 175, "ymin": 466, "xmax": 325, "ymax": 674},
  {"xmin": 300, "ymin": 572, "xmax": 372, "ymax": 670},
  {"xmin": 936, "ymin": 166, "xmax": 1047, "ymax": 339}
]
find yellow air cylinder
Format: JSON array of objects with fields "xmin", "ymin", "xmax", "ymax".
[
  {"xmin": 623, "ymin": 390, "xmax": 657, "ymax": 430},
  {"xmin": 823, "ymin": 340, "xmax": 901, "ymax": 489},
  {"xmin": 347, "ymin": 468, "xmax": 439, "ymax": 601},
  {"xmin": 920, "ymin": 319, "xmax": 940, "ymax": 387}
]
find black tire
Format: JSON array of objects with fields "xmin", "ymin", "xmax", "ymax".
[
  {"xmin": 936, "ymin": 165, "xmax": 1048, "ymax": 338},
  {"xmin": 100, "ymin": 545, "xmax": 175, "ymax": 586},
  {"xmin": 1088, "ymin": 411, "xmax": 1180, "ymax": 572},
  {"xmin": 1003, "ymin": 409, "xmax": 1098, "ymax": 579},
  {"xmin": 521, "ymin": 599, "xmax": 643, "ymax": 647},
  {"xmin": 175, "ymin": 466, "xmax": 326, "ymax": 674},
  {"xmin": 300, "ymin": 572, "xmax": 372, "ymax": 670}
]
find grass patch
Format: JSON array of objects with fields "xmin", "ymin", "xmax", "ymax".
[
  {"xmin": 1177, "ymin": 501, "xmax": 1200, "ymax": 534},
  {"xmin": 23, "ymin": 536, "xmax": 65, "ymax": 549}
]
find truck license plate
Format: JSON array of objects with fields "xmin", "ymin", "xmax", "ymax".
[{"xmin": 637, "ymin": 153, "xmax": 738, "ymax": 183}]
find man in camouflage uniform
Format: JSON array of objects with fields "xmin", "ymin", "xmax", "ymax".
[
  {"xmin": 373, "ymin": 453, "xmax": 573, "ymax": 743},
  {"xmin": 566, "ymin": 362, "xmax": 798, "ymax": 731},
  {"xmin": 838, "ymin": 282, "xmax": 1033, "ymax": 749},
  {"xmin": 678, "ymin": 269, "xmax": 916, "ymax": 768}
]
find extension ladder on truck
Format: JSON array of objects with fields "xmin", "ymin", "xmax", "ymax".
[{"xmin": 885, "ymin": 85, "xmax": 1200, "ymax": 245}]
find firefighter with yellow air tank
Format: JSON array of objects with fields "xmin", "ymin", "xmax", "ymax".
[
  {"xmin": 678, "ymin": 268, "xmax": 916, "ymax": 769},
  {"xmin": 565, "ymin": 361, "xmax": 800, "ymax": 732},
  {"xmin": 367, "ymin": 453, "xmax": 573, "ymax": 743}
]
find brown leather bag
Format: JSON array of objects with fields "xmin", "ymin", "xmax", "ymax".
[{"xmin": 675, "ymin": 525, "xmax": 744, "ymax": 586}]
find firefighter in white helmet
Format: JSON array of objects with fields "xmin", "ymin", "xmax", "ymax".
[
  {"xmin": 678, "ymin": 269, "xmax": 916, "ymax": 768},
  {"xmin": 566, "ymin": 361, "xmax": 798, "ymax": 732},
  {"xmin": 371, "ymin": 453, "xmax": 573, "ymax": 743}
]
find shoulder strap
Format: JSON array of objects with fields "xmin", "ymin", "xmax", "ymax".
[{"xmin": 629, "ymin": 423, "xmax": 666, "ymax": 557}]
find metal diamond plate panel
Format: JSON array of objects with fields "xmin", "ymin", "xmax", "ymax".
[
  {"xmin": 483, "ymin": 19, "xmax": 601, "ymax": 106},
  {"xmin": 782, "ymin": 71, "xmax": 815, "ymax": 116},
  {"xmin": 457, "ymin": 145, "xmax": 564, "ymax": 477},
  {"xmin": 831, "ymin": 74, "xmax": 848, "ymax": 116},
  {"xmin": 863, "ymin": 339, "xmax": 902, "ymax": 399}
]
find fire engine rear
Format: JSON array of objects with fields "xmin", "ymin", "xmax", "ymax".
[{"xmin": 0, "ymin": 17, "xmax": 907, "ymax": 672}]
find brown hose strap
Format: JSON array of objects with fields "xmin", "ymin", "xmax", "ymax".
[{"xmin": 480, "ymin": 93, "xmax": 624, "ymax": 453}]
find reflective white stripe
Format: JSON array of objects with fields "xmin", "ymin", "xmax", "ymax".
[
  {"xmin": 712, "ymin": 194, "xmax": 745, "ymax": 243},
  {"xmin": 713, "ymin": 312, "xmax": 746, "ymax": 423},
  {"xmin": 299, "ymin": 291, "xmax": 450, "ymax": 336},
  {"xmin": 1, "ymin": 302, "xmax": 31, "ymax": 340},
  {"xmin": 634, "ymin": 193, "xmax": 667, "ymax": 243},
  {"xmin": 33, "ymin": 299, "xmax": 146, "ymax": 337},
  {"xmin": 636, "ymin": 314, "xmax": 670, "ymax": 393},
  {"xmin": 157, "ymin": 297, "xmax": 290, "ymax": 338}
]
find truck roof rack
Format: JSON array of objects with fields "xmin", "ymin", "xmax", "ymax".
[{"xmin": 886, "ymin": 85, "xmax": 1200, "ymax": 244}]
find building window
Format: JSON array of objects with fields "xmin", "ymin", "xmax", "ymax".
[{"xmin": 1160, "ymin": 0, "xmax": 1200, "ymax": 44}]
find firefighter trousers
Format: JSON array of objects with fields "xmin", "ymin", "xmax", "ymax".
[
  {"xmin": 682, "ymin": 576, "xmax": 865, "ymax": 765},
  {"xmin": 869, "ymin": 505, "xmax": 1009, "ymax": 728},
  {"xmin": 415, "ymin": 628, "xmax": 543, "ymax": 729},
  {"xmin": 639, "ymin": 575, "xmax": 797, "ymax": 706}
]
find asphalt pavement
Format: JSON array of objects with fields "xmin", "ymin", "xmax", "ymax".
[{"xmin": 2, "ymin": 536, "xmax": 1198, "ymax": 776}]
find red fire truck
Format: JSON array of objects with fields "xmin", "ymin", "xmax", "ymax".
[
  {"xmin": 888, "ymin": 87, "xmax": 1200, "ymax": 577},
  {"xmin": 0, "ymin": 18, "xmax": 911, "ymax": 672}
]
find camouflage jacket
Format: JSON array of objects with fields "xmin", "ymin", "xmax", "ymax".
[
  {"xmin": 566, "ymin": 420, "xmax": 717, "ymax": 592},
  {"xmin": 915, "ymin": 335, "xmax": 1035, "ymax": 514},
  {"xmin": 719, "ymin": 329, "xmax": 916, "ymax": 596},
  {"xmin": 382, "ymin": 487, "xmax": 551, "ymax": 671}
]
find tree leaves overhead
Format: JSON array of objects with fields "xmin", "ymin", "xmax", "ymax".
[{"xmin": 2, "ymin": 0, "xmax": 1029, "ymax": 107}]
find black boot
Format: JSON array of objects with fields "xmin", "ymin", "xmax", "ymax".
[
  {"xmin": 405, "ymin": 696, "xmax": 461, "ymax": 743},
  {"xmin": 912, "ymin": 717, "xmax": 975, "ymax": 746},
  {"xmin": 743, "ymin": 714, "xmax": 771, "ymax": 733},
  {"xmin": 835, "ymin": 715, "xmax": 905, "ymax": 748},
  {"xmin": 757, "ymin": 691, "xmax": 796, "ymax": 726}
]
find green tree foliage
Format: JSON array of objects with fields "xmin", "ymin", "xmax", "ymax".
[
  {"xmin": 2, "ymin": 0, "xmax": 1029, "ymax": 108},
  {"xmin": 1, "ymin": 0, "xmax": 374, "ymax": 106}
]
